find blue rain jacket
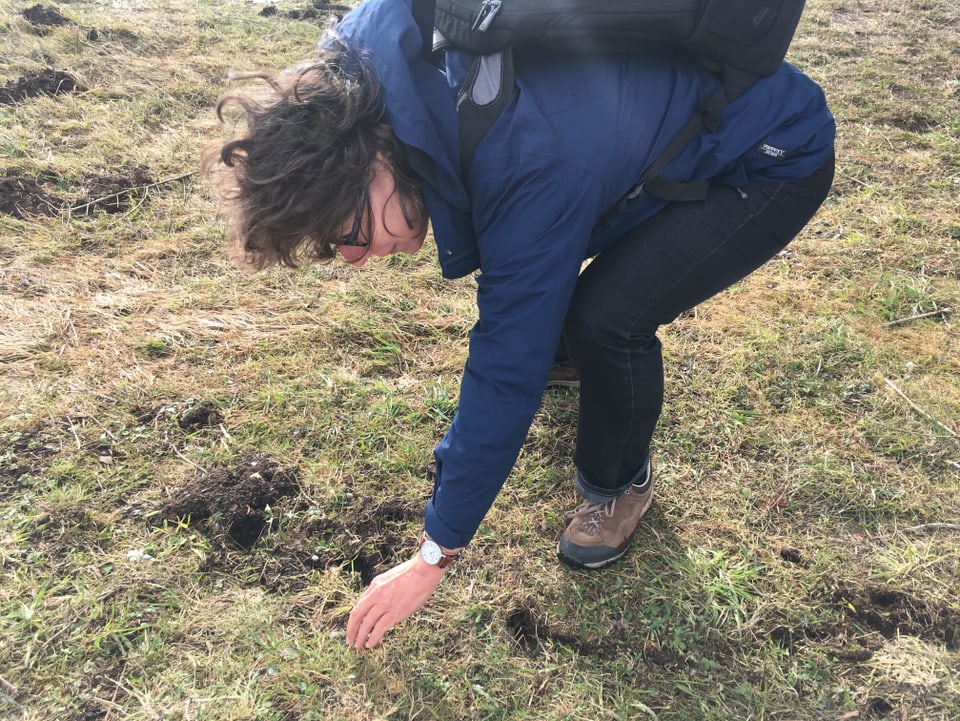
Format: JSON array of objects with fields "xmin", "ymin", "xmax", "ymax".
[{"xmin": 336, "ymin": 0, "xmax": 835, "ymax": 549}]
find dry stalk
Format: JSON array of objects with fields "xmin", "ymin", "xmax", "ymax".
[
  {"xmin": 65, "ymin": 171, "xmax": 198, "ymax": 216},
  {"xmin": 905, "ymin": 523, "xmax": 960, "ymax": 534},
  {"xmin": 883, "ymin": 378, "xmax": 957, "ymax": 438},
  {"xmin": 885, "ymin": 307, "xmax": 952, "ymax": 327}
]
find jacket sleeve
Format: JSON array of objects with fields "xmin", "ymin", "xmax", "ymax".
[{"xmin": 423, "ymin": 158, "xmax": 605, "ymax": 549}]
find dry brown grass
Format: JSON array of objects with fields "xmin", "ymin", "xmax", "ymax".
[{"xmin": 1, "ymin": 0, "xmax": 959, "ymax": 720}]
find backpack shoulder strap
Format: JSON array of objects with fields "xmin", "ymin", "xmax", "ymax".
[
  {"xmin": 412, "ymin": 0, "xmax": 513, "ymax": 175},
  {"xmin": 457, "ymin": 49, "xmax": 516, "ymax": 177},
  {"xmin": 596, "ymin": 84, "xmax": 722, "ymax": 222},
  {"xmin": 600, "ymin": 64, "xmax": 763, "ymax": 219},
  {"xmin": 411, "ymin": 0, "xmax": 437, "ymax": 60}
]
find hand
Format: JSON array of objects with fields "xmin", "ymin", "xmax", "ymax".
[{"xmin": 346, "ymin": 555, "xmax": 446, "ymax": 649}]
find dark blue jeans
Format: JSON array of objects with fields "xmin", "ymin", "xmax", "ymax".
[{"xmin": 563, "ymin": 155, "xmax": 835, "ymax": 503}]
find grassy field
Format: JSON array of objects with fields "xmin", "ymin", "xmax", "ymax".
[{"xmin": 1, "ymin": 0, "xmax": 959, "ymax": 719}]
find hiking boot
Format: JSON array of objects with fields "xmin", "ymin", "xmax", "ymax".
[
  {"xmin": 547, "ymin": 362, "xmax": 580, "ymax": 388},
  {"xmin": 557, "ymin": 465, "xmax": 653, "ymax": 570}
]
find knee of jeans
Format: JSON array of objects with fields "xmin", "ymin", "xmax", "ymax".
[{"xmin": 564, "ymin": 304, "xmax": 658, "ymax": 357}]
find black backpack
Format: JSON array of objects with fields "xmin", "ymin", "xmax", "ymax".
[{"xmin": 413, "ymin": 0, "xmax": 806, "ymax": 210}]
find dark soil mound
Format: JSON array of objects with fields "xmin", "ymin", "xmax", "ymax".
[
  {"xmin": 72, "ymin": 167, "xmax": 154, "ymax": 215},
  {"xmin": 0, "ymin": 69, "xmax": 82, "ymax": 105},
  {"xmin": 0, "ymin": 176, "xmax": 63, "ymax": 218},
  {"xmin": 22, "ymin": 4, "xmax": 71, "ymax": 29},
  {"xmin": 160, "ymin": 457, "xmax": 299, "ymax": 548}
]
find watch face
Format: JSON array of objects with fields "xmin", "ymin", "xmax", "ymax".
[{"xmin": 420, "ymin": 539, "xmax": 443, "ymax": 565}]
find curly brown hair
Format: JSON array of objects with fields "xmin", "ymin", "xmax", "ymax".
[{"xmin": 202, "ymin": 44, "xmax": 422, "ymax": 269}]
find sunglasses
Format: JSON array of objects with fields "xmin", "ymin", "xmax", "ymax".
[{"xmin": 334, "ymin": 187, "xmax": 368, "ymax": 248}]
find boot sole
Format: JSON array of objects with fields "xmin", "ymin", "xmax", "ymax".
[{"xmin": 556, "ymin": 541, "xmax": 630, "ymax": 570}]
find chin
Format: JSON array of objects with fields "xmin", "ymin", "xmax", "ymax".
[
  {"xmin": 416, "ymin": 225, "xmax": 429, "ymax": 247},
  {"xmin": 405, "ymin": 235, "xmax": 426, "ymax": 255}
]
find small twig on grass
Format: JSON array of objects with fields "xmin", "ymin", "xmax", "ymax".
[
  {"xmin": 837, "ymin": 170, "xmax": 870, "ymax": 188},
  {"xmin": 0, "ymin": 674, "xmax": 16, "ymax": 694},
  {"xmin": 905, "ymin": 522, "xmax": 960, "ymax": 534},
  {"xmin": 119, "ymin": 190, "xmax": 150, "ymax": 220},
  {"xmin": 67, "ymin": 416, "xmax": 82, "ymax": 450},
  {"xmin": 171, "ymin": 444, "xmax": 209, "ymax": 475},
  {"xmin": 66, "ymin": 171, "xmax": 198, "ymax": 216},
  {"xmin": 0, "ymin": 693, "xmax": 22, "ymax": 715},
  {"xmin": 885, "ymin": 307, "xmax": 952, "ymax": 327},
  {"xmin": 91, "ymin": 693, "xmax": 126, "ymax": 714},
  {"xmin": 884, "ymin": 378, "xmax": 957, "ymax": 438}
]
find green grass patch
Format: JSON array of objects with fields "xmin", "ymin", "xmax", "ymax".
[{"xmin": 1, "ymin": 0, "xmax": 959, "ymax": 719}]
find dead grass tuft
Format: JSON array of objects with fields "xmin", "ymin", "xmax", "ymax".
[{"xmin": 0, "ymin": 0, "xmax": 958, "ymax": 719}]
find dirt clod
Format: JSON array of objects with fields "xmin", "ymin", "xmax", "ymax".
[
  {"xmin": 863, "ymin": 697, "xmax": 894, "ymax": 719},
  {"xmin": 160, "ymin": 457, "xmax": 299, "ymax": 548},
  {"xmin": 0, "ymin": 69, "xmax": 82, "ymax": 105},
  {"xmin": 72, "ymin": 167, "xmax": 154, "ymax": 215},
  {"xmin": 833, "ymin": 584, "xmax": 960, "ymax": 649},
  {"xmin": 779, "ymin": 547, "xmax": 804, "ymax": 565},
  {"xmin": 0, "ymin": 176, "xmax": 63, "ymax": 218},
  {"xmin": 178, "ymin": 402, "xmax": 223, "ymax": 431},
  {"xmin": 21, "ymin": 4, "xmax": 71, "ymax": 30}
]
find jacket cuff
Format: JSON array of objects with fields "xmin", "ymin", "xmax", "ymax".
[{"xmin": 423, "ymin": 498, "xmax": 470, "ymax": 550}]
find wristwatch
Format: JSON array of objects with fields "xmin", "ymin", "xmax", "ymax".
[{"xmin": 418, "ymin": 533, "xmax": 461, "ymax": 569}]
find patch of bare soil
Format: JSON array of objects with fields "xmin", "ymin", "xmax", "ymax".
[
  {"xmin": 506, "ymin": 604, "xmax": 615, "ymax": 658},
  {"xmin": 72, "ymin": 166, "xmax": 154, "ymax": 215},
  {"xmin": 0, "ymin": 428, "xmax": 60, "ymax": 484},
  {"xmin": 191, "ymin": 494, "xmax": 423, "ymax": 593},
  {"xmin": 259, "ymin": 0, "xmax": 353, "ymax": 21},
  {"xmin": 0, "ymin": 176, "xmax": 63, "ymax": 218},
  {"xmin": 0, "ymin": 69, "xmax": 82, "ymax": 105},
  {"xmin": 296, "ymin": 497, "xmax": 422, "ymax": 585},
  {"xmin": 247, "ymin": 497, "xmax": 423, "ymax": 592},
  {"xmin": 68, "ymin": 705, "xmax": 107, "ymax": 721},
  {"xmin": 0, "ymin": 167, "xmax": 156, "ymax": 219},
  {"xmin": 769, "ymin": 622, "xmax": 883, "ymax": 662},
  {"xmin": 129, "ymin": 400, "xmax": 223, "ymax": 432},
  {"xmin": 177, "ymin": 402, "xmax": 223, "ymax": 431},
  {"xmin": 160, "ymin": 457, "xmax": 299, "ymax": 549},
  {"xmin": 833, "ymin": 584, "xmax": 960, "ymax": 650},
  {"xmin": 880, "ymin": 109, "xmax": 936, "ymax": 133},
  {"xmin": 507, "ymin": 579, "xmax": 960, "ymax": 666},
  {"xmin": 770, "ymin": 582, "xmax": 960, "ymax": 663},
  {"xmin": 504, "ymin": 601, "xmax": 676, "ymax": 662},
  {"xmin": 21, "ymin": 4, "xmax": 72, "ymax": 31}
]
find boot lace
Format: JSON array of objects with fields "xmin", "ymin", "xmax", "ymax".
[{"xmin": 566, "ymin": 497, "xmax": 618, "ymax": 536}]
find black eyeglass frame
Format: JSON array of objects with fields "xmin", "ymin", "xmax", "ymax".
[{"xmin": 334, "ymin": 187, "xmax": 368, "ymax": 248}]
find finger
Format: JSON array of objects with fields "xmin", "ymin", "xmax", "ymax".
[
  {"xmin": 364, "ymin": 613, "xmax": 397, "ymax": 649},
  {"xmin": 354, "ymin": 606, "xmax": 388, "ymax": 650},
  {"xmin": 346, "ymin": 592, "xmax": 377, "ymax": 645},
  {"xmin": 346, "ymin": 600, "xmax": 367, "ymax": 645}
]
